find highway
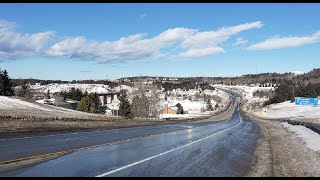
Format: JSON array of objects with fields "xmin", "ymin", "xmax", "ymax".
[{"xmin": 0, "ymin": 91, "xmax": 260, "ymax": 177}]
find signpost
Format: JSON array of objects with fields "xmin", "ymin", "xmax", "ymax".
[
  {"xmin": 295, "ymin": 97, "xmax": 318, "ymax": 106},
  {"xmin": 295, "ymin": 97, "xmax": 318, "ymax": 118}
]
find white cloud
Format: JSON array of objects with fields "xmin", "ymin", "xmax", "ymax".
[
  {"xmin": 46, "ymin": 21, "xmax": 262, "ymax": 63},
  {"xmin": 247, "ymin": 31, "xmax": 320, "ymax": 50},
  {"xmin": 0, "ymin": 19, "xmax": 54, "ymax": 61},
  {"xmin": 233, "ymin": 37, "xmax": 248, "ymax": 46},
  {"xmin": 181, "ymin": 21, "xmax": 262, "ymax": 49},
  {"xmin": 179, "ymin": 47, "xmax": 224, "ymax": 59}
]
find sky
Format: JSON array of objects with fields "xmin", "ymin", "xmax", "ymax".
[{"xmin": 0, "ymin": 3, "xmax": 320, "ymax": 80}]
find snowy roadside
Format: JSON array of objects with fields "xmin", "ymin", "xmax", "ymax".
[
  {"xmin": 243, "ymin": 111, "xmax": 320, "ymax": 177},
  {"xmin": 252, "ymin": 100, "xmax": 320, "ymax": 126},
  {"xmin": 224, "ymin": 85, "xmax": 320, "ymax": 176}
]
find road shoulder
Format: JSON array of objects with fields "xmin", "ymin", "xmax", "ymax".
[{"xmin": 244, "ymin": 112, "xmax": 320, "ymax": 177}]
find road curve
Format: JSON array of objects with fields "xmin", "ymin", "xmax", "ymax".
[{"xmin": 1, "ymin": 91, "xmax": 260, "ymax": 177}]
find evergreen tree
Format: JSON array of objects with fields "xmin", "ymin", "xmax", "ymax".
[
  {"xmin": 0, "ymin": 69, "xmax": 14, "ymax": 96},
  {"xmin": 46, "ymin": 89, "xmax": 51, "ymax": 99},
  {"xmin": 89, "ymin": 92, "xmax": 103, "ymax": 113},
  {"xmin": 76, "ymin": 96, "xmax": 92, "ymax": 112},
  {"xmin": 215, "ymin": 103, "xmax": 219, "ymax": 110},
  {"xmin": 207, "ymin": 99, "xmax": 213, "ymax": 111},
  {"xmin": 75, "ymin": 93, "xmax": 104, "ymax": 114},
  {"xmin": 118, "ymin": 92, "xmax": 132, "ymax": 119},
  {"xmin": 176, "ymin": 103, "xmax": 184, "ymax": 114}
]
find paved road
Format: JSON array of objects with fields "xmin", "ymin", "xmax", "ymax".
[{"xmin": 1, "ymin": 91, "xmax": 260, "ymax": 177}]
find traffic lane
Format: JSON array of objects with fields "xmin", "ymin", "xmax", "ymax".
[
  {"xmin": 0, "ymin": 123, "xmax": 193, "ymax": 162},
  {"xmin": 108, "ymin": 119, "xmax": 259, "ymax": 177},
  {"xmin": 0, "ymin": 90, "xmax": 238, "ymax": 163},
  {"xmin": 0, "ymin": 109, "xmax": 236, "ymax": 162},
  {"xmin": 1, "ymin": 112, "xmax": 244, "ymax": 177}
]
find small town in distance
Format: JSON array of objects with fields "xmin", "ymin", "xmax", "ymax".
[{"xmin": 0, "ymin": 3, "xmax": 320, "ymax": 177}]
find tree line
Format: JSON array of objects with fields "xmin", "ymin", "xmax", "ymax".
[
  {"xmin": 154, "ymin": 81, "xmax": 215, "ymax": 92},
  {"xmin": 264, "ymin": 80, "xmax": 320, "ymax": 105}
]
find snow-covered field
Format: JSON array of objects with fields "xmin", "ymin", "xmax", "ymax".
[
  {"xmin": 160, "ymin": 88, "xmax": 230, "ymax": 119},
  {"xmin": 281, "ymin": 122, "xmax": 320, "ymax": 152},
  {"xmin": 0, "ymin": 96, "xmax": 108, "ymax": 119},
  {"xmin": 253, "ymin": 100, "xmax": 320, "ymax": 121},
  {"xmin": 11, "ymin": 82, "xmax": 231, "ymax": 120},
  {"xmin": 28, "ymin": 83, "xmax": 134, "ymax": 94},
  {"xmin": 223, "ymin": 85, "xmax": 273, "ymax": 104}
]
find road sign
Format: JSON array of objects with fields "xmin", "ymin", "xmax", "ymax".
[{"xmin": 295, "ymin": 97, "xmax": 318, "ymax": 106}]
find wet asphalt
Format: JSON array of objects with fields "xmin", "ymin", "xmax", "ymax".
[{"xmin": 0, "ymin": 91, "xmax": 260, "ymax": 177}]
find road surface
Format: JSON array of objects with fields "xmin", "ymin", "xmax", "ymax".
[{"xmin": 0, "ymin": 91, "xmax": 260, "ymax": 177}]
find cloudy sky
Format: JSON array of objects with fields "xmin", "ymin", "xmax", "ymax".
[{"xmin": 0, "ymin": 3, "xmax": 319, "ymax": 80}]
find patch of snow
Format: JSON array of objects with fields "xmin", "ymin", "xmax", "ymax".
[
  {"xmin": 281, "ymin": 122, "xmax": 320, "ymax": 152},
  {"xmin": 0, "ymin": 96, "xmax": 52, "ymax": 111},
  {"xmin": 253, "ymin": 100, "xmax": 320, "ymax": 119}
]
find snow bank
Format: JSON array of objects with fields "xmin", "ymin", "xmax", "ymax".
[
  {"xmin": 281, "ymin": 122, "xmax": 320, "ymax": 152},
  {"xmin": 253, "ymin": 100, "xmax": 320, "ymax": 119},
  {"xmin": 0, "ymin": 96, "xmax": 52, "ymax": 111}
]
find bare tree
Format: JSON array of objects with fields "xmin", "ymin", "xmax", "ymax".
[
  {"xmin": 16, "ymin": 81, "xmax": 33, "ymax": 99},
  {"xmin": 148, "ymin": 84, "xmax": 161, "ymax": 118},
  {"xmin": 131, "ymin": 78, "xmax": 161, "ymax": 119}
]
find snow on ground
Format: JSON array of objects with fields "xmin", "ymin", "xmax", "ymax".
[
  {"xmin": 30, "ymin": 83, "xmax": 110, "ymax": 94},
  {"xmin": 0, "ymin": 96, "xmax": 51, "ymax": 111},
  {"xmin": 28, "ymin": 83, "xmax": 135, "ymax": 95},
  {"xmin": 160, "ymin": 88, "xmax": 230, "ymax": 119},
  {"xmin": 0, "ymin": 96, "xmax": 106, "ymax": 119},
  {"xmin": 167, "ymin": 89, "xmax": 229, "ymax": 112},
  {"xmin": 253, "ymin": 100, "xmax": 320, "ymax": 120},
  {"xmin": 281, "ymin": 122, "xmax": 320, "ymax": 152},
  {"xmin": 215, "ymin": 84, "xmax": 273, "ymax": 106}
]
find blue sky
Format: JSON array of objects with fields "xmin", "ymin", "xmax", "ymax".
[{"xmin": 0, "ymin": 3, "xmax": 320, "ymax": 80}]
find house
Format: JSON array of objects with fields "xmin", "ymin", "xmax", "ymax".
[
  {"xmin": 50, "ymin": 96, "xmax": 79, "ymax": 110},
  {"xmin": 162, "ymin": 103, "xmax": 177, "ymax": 114},
  {"xmin": 97, "ymin": 92, "xmax": 121, "ymax": 115},
  {"xmin": 97, "ymin": 92, "xmax": 121, "ymax": 106}
]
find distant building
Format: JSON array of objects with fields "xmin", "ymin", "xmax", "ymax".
[
  {"xmin": 97, "ymin": 92, "xmax": 121, "ymax": 106},
  {"xmin": 50, "ymin": 96, "xmax": 79, "ymax": 110},
  {"xmin": 162, "ymin": 102, "xmax": 177, "ymax": 114},
  {"xmin": 97, "ymin": 92, "xmax": 121, "ymax": 115}
]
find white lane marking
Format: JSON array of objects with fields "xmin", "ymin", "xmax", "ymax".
[{"xmin": 96, "ymin": 114, "xmax": 242, "ymax": 177}]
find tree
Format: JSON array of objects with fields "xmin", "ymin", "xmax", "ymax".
[
  {"xmin": 176, "ymin": 103, "xmax": 184, "ymax": 114},
  {"xmin": 131, "ymin": 95, "xmax": 149, "ymax": 118},
  {"xmin": 0, "ymin": 69, "xmax": 14, "ymax": 96},
  {"xmin": 76, "ymin": 96, "xmax": 92, "ymax": 112},
  {"xmin": 17, "ymin": 80, "xmax": 32, "ymax": 99},
  {"xmin": 207, "ymin": 99, "xmax": 213, "ymax": 111},
  {"xmin": 76, "ymin": 93, "xmax": 104, "ymax": 114},
  {"xmin": 215, "ymin": 103, "xmax": 219, "ymax": 110},
  {"xmin": 118, "ymin": 92, "xmax": 132, "ymax": 119},
  {"xmin": 46, "ymin": 89, "xmax": 51, "ymax": 99},
  {"xmin": 148, "ymin": 85, "xmax": 160, "ymax": 118},
  {"xmin": 59, "ymin": 88, "xmax": 85, "ymax": 101},
  {"xmin": 89, "ymin": 93, "xmax": 104, "ymax": 113}
]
